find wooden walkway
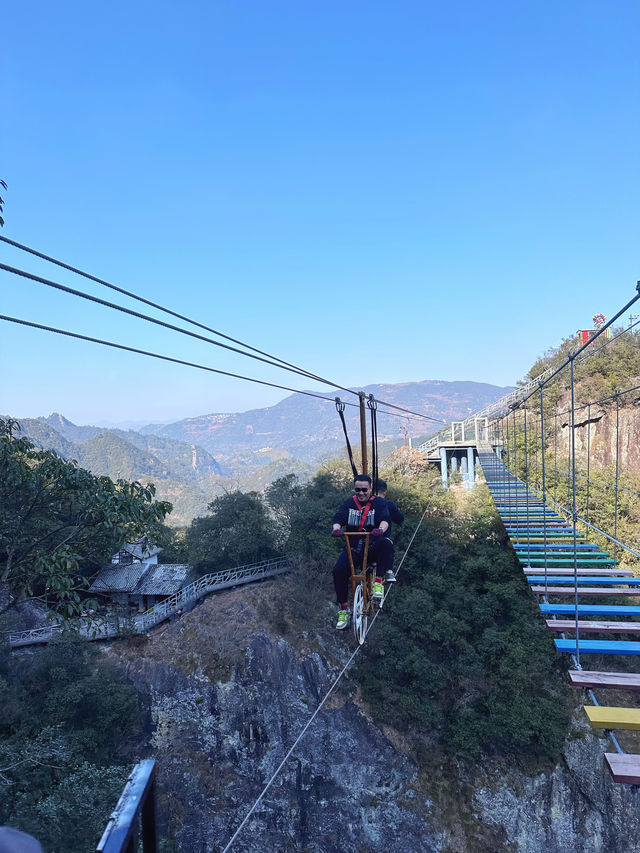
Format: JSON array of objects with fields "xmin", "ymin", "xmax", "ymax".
[{"xmin": 478, "ymin": 449, "xmax": 640, "ymax": 786}]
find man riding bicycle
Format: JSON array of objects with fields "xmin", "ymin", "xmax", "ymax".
[{"xmin": 331, "ymin": 475, "xmax": 392, "ymax": 630}]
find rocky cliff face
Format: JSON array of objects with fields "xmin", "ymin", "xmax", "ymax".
[
  {"xmin": 106, "ymin": 583, "xmax": 640, "ymax": 853},
  {"xmin": 551, "ymin": 398, "xmax": 640, "ymax": 476}
]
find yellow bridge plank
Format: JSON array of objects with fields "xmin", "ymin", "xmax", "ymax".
[{"xmin": 585, "ymin": 706, "xmax": 640, "ymax": 730}]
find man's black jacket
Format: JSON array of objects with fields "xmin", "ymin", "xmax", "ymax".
[{"xmin": 332, "ymin": 496, "xmax": 391, "ymax": 532}]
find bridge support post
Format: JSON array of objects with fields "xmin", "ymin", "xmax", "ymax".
[
  {"xmin": 467, "ymin": 446, "xmax": 475, "ymax": 489},
  {"xmin": 451, "ymin": 455, "xmax": 458, "ymax": 474},
  {"xmin": 439, "ymin": 446, "xmax": 448, "ymax": 488},
  {"xmin": 461, "ymin": 455, "xmax": 468, "ymax": 483}
]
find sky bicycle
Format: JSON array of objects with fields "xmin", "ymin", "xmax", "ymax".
[{"xmin": 342, "ymin": 531, "xmax": 382, "ymax": 644}]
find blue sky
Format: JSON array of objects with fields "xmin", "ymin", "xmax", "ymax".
[{"xmin": 2, "ymin": 0, "xmax": 639, "ymax": 426}]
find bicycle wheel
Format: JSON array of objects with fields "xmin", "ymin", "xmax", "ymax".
[{"xmin": 352, "ymin": 582, "xmax": 368, "ymax": 645}]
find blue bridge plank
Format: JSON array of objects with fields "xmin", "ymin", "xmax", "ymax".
[
  {"xmin": 555, "ymin": 639, "xmax": 640, "ymax": 655},
  {"xmin": 540, "ymin": 603, "xmax": 640, "ymax": 616},
  {"xmin": 528, "ymin": 576, "xmax": 640, "ymax": 585}
]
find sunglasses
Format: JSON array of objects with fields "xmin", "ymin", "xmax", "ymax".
[{"xmin": 354, "ymin": 487, "xmax": 370, "ymax": 493}]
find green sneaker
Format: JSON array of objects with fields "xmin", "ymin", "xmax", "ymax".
[
  {"xmin": 335, "ymin": 607, "xmax": 350, "ymax": 630},
  {"xmin": 372, "ymin": 580, "xmax": 384, "ymax": 600}
]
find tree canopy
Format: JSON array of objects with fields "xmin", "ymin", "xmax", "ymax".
[
  {"xmin": 0, "ymin": 635, "xmax": 141, "ymax": 852},
  {"xmin": 187, "ymin": 490, "xmax": 279, "ymax": 572},
  {"xmin": 0, "ymin": 419, "xmax": 172, "ymax": 617}
]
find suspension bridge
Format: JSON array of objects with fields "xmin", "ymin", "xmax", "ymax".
[{"xmin": 419, "ymin": 284, "xmax": 640, "ymax": 789}]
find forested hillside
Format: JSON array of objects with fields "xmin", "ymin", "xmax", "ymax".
[{"xmin": 7, "ymin": 378, "xmax": 511, "ymax": 525}]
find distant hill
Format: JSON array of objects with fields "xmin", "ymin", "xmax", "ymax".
[
  {"xmin": 8, "ymin": 378, "xmax": 512, "ymax": 524},
  {"xmin": 141, "ymin": 379, "xmax": 513, "ymax": 464},
  {"xmin": 10, "ymin": 416, "xmax": 226, "ymax": 526}
]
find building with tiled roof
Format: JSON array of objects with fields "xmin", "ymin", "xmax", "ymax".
[{"xmin": 90, "ymin": 539, "xmax": 194, "ymax": 610}]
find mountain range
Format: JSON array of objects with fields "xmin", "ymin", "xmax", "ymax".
[{"xmin": 8, "ymin": 378, "xmax": 512, "ymax": 524}]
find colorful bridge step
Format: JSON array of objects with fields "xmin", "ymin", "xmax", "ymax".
[
  {"xmin": 525, "ymin": 569, "xmax": 632, "ymax": 576},
  {"xmin": 569, "ymin": 670, "xmax": 640, "ymax": 690},
  {"xmin": 531, "ymin": 586, "xmax": 640, "ymax": 596},
  {"xmin": 541, "ymin": 604, "xmax": 640, "ymax": 616},
  {"xmin": 585, "ymin": 706, "xmax": 640, "ymax": 730},
  {"xmin": 605, "ymin": 753, "xmax": 640, "ymax": 785},
  {"xmin": 546, "ymin": 620, "xmax": 640, "ymax": 634},
  {"xmin": 527, "ymin": 576, "xmax": 638, "ymax": 585},
  {"xmin": 555, "ymin": 639, "xmax": 640, "ymax": 655}
]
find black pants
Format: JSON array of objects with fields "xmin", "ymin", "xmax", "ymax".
[{"xmin": 332, "ymin": 537, "xmax": 394, "ymax": 604}]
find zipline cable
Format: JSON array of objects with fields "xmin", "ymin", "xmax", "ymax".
[
  {"xmin": 220, "ymin": 493, "xmax": 436, "ymax": 853},
  {"xmin": 0, "ymin": 262, "xmax": 357, "ymax": 395},
  {"xmin": 0, "ymin": 237, "xmax": 357, "ymax": 394},
  {"xmin": 0, "ymin": 313, "xmax": 443, "ymax": 426},
  {"xmin": 368, "ymin": 395, "xmax": 447, "ymax": 425},
  {"xmin": 1, "ymin": 262, "xmax": 449, "ymax": 426},
  {"xmin": 0, "ymin": 314, "xmax": 358, "ymax": 405}
]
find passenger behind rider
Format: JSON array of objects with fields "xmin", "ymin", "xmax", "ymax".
[
  {"xmin": 375, "ymin": 479, "xmax": 405, "ymax": 584},
  {"xmin": 331, "ymin": 475, "xmax": 392, "ymax": 630}
]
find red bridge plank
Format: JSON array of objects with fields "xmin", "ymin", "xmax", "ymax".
[
  {"xmin": 569, "ymin": 671, "xmax": 640, "ymax": 690},
  {"xmin": 605, "ymin": 752, "xmax": 640, "ymax": 785}
]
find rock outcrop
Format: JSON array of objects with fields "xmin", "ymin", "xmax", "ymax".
[{"xmin": 106, "ymin": 583, "xmax": 640, "ymax": 853}]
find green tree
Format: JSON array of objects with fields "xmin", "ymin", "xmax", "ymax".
[
  {"xmin": 265, "ymin": 474, "xmax": 304, "ymax": 548},
  {"xmin": 0, "ymin": 419, "xmax": 172, "ymax": 617},
  {"xmin": 187, "ymin": 490, "xmax": 279, "ymax": 571},
  {"xmin": 0, "ymin": 636, "xmax": 140, "ymax": 853}
]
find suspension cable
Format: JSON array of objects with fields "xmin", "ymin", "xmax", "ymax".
[
  {"xmin": 0, "ymin": 261, "xmax": 359, "ymax": 394},
  {"xmin": 0, "ymin": 237, "xmax": 357, "ymax": 394},
  {"xmin": 0, "ymin": 245, "xmax": 460, "ymax": 426},
  {"xmin": 367, "ymin": 396, "xmax": 379, "ymax": 491},
  {"xmin": 0, "ymin": 314, "xmax": 360, "ymax": 405},
  {"xmin": 368, "ymin": 396, "xmax": 447, "ymax": 425},
  {"xmin": 1, "ymin": 261, "xmax": 454, "ymax": 427},
  {"xmin": 335, "ymin": 399, "xmax": 359, "ymax": 478}
]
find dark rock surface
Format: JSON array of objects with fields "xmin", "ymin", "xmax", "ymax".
[{"xmin": 105, "ymin": 584, "xmax": 640, "ymax": 853}]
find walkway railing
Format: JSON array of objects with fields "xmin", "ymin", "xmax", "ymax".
[
  {"xmin": 97, "ymin": 759, "xmax": 157, "ymax": 853},
  {"xmin": 7, "ymin": 557, "xmax": 290, "ymax": 648},
  {"xmin": 417, "ymin": 366, "xmax": 555, "ymax": 455}
]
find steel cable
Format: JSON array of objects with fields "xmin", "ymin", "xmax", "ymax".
[{"xmin": 0, "ymin": 236, "xmax": 356, "ymax": 393}]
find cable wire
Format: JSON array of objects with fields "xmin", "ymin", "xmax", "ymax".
[
  {"xmin": 370, "ymin": 395, "xmax": 448, "ymax": 425},
  {"xmin": 0, "ymin": 261, "xmax": 357, "ymax": 395},
  {"xmin": 0, "ymin": 312, "xmax": 444, "ymax": 427},
  {"xmin": 0, "ymin": 236, "xmax": 356, "ymax": 394},
  {"xmin": 0, "ymin": 314, "xmax": 358, "ymax": 406},
  {"xmin": 1, "ymin": 260, "xmax": 453, "ymax": 426}
]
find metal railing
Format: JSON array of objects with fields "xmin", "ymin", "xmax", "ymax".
[
  {"xmin": 417, "ymin": 366, "xmax": 555, "ymax": 455},
  {"xmin": 7, "ymin": 557, "xmax": 290, "ymax": 648},
  {"xmin": 97, "ymin": 759, "xmax": 157, "ymax": 853}
]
